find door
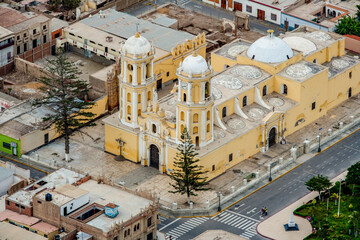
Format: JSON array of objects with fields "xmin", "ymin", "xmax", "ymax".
[
  {"xmin": 12, "ymin": 146, "xmax": 17, "ymax": 156},
  {"xmin": 149, "ymin": 144, "xmax": 159, "ymax": 169},
  {"xmin": 195, "ymin": 136, "xmax": 199, "ymax": 149},
  {"xmin": 234, "ymin": 2, "xmax": 242, "ymax": 11},
  {"xmin": 221, "ymin": 0, "xmax": 226, "ymax": 9},
  {"xmin": 44, "ymin": 133, "xmax": 49, "ymax": 145},
  {"xmin": 157, "ymin": 79, "xmax": 162, "ymax": 90},
  {"xmin": 349, "ymin": 88, "xmax": 352, "ymax": 98},
  {"xmin": 284, "ymin": 20, "xmax": 289, "ymax": 31},
  {"xmin": 63, "ymin": 207, "xmax": 67, "ymax": 216},
  {"xmin": 268, "ymin": 128, "xmax": 276, "ymax": 148},
  {"xmin": 147, "ymin": 232, "xmax": 153, "ymax": 240},
  {"xmin": 257, "ymin": 9, "xmax": 265, "ymax": 20}
]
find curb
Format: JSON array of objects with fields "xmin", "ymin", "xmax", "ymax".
[
  {"xmin": 0, "ymin": 153, "xmax": 51, "ymax": 174},
  {"xmin": 159, "ymin": 124, "xmax": 360, "ymax": 218}
]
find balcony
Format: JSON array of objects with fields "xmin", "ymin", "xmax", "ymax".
[
  {"xmin": 16, "ymin": 38, "xmax": 22, "ymax": 44},
  {"xmin": 31, "ymin": 32, "xmax": 40, "ymax": 39},
  {"xmin": 0, "ymin": 40, "xmax": 14, "ymax": 50},
  {"xmin": 42, "ymin": 28, "xmax": 48, "ymax": 34}
]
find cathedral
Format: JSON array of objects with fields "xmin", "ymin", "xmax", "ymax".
[{"xmin": 103, "ymin": 26, "xmax": 360, "ymax": 180}]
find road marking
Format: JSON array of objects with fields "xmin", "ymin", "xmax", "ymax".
[
  {"xmin": 246, "ymin": 208, "xmax": 257, "ymax": 214},
  {"xmin": 227, "ymin": 210, "xmax": 260, "ymax": 222},
  {"xmin": 159, "ymin": 218, "xmax": 180, "ymax": 231}
]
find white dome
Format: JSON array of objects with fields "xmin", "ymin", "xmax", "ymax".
[
  {"xmin": 123, "ymin": 33, "xmax": 151, "ymax": 56},
  {"xmin": 181, "ymin": 54, "xmax": 209, "ymax": 75},
  {"xmin": 247, "ymin": 31, "xmax": 293, "ymax": 63},
  {"xmin": 283, "ymin": 36, "xmax": 317, "ymax": 56}
]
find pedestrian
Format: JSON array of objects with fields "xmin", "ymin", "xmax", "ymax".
[{"xmin": 264, "ymin": 207, "xmax": 268, "ymax": 216}]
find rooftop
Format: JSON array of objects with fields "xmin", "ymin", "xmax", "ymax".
[
  {"xmin": 0, "ymin": 92, "xmax": 21, "ymax": 105},
  {"xmin": 0, "ymin": 221, "xmax": 46, "ymax": 240},
  {"xmin": 0, "ymin": 7, "xmax": 28, "ymax": 28},
  {"xmin": 0, "ymin": 209, "xmax": 40, "ymax": 225},
  {"xmin": 36, "ymin": 190, "xmax": 74, "ymax": 207},
  {"xmin": 80, "ymin": 9, "xmax": 195, "ymax": 52},
  {"xmin": 7, "ymin": 168, "xmax": 85, "ymax": 207},
  {"xmin": 250, "ymin": 0, "xmax": 302, "ymax": 10},
  {"xmin": 0, "ymin": 166, "xmax": 14, "ymax": 182},
  {"xmin": 323, "ymin": 56, "xmax": 359, "ymax": 79},
  {"xmin": 285, "ymin": 0, "xmax": 358, "ymax": 29},
  {"xmin": 277, "ymin": 60, "xmax": 327, "ymax": 82},
  {"xmin": 49, "ymin": 18, "xmax": 68, "ymax": 32},
  {"xmin": 55, "ymin": 184, "xmax": 88, "ymax": 198},
  {"xmin": 0, "ymin": 26, "xmax": 13, "ymax": 39},
  {"xmin": 31, "ymin": 221, "xmax": 59, "ymax": 234},
  {"xmin": 77, "ymin": 179, "xmax": 153, "ymax": 232},
  {"xmin": 7, "ymin": 14, "xmax": 49, "ymax": 33}
]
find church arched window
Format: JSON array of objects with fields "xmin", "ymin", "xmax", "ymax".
[
  {"xmin": 207, "ymin": 111, "xmax": 211, "ymax": 120},
  {"xmin": 127, "ymin": 93, "xmax": 131, "ymax": 102},
  {"xmin": 281, "ymin": 84, "xmax": 288, "ymax": 95},
  {"xmin": 207, "ymin": 124, "xmax": 210, "ymax": 133},
  {"xmin": 180, "ymin": 111, "xmax": 184, "ymax": 121},
  {"xmin": 222, "ymin": 107, "xmax": 227, "ymax": 118},
  {"xmin": 242, "ymin": 96, "xmax": 248, "ymax": 107},
  {"xmin": 205, "ymin": 82, "xmax": 210, "ymax": 98},
  {"xmin": 193, "ymin": 113, "xmax": 199, "ymax": 123},
  {"xmin": 127, "ymin": 105, "xmax": 131, "ymax": 115},
  {"xmin": 262, "ymin": 85, "xmax": 268, "ymax": 96},
  {"xmin": 193, "ymin": 126, "xmax": 198, "ymax": 134}
]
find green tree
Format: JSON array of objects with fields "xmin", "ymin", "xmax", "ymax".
[
  {"xmin": 33, "ymin": 51, "xmax": 96, "ymax": 162},
  {"xmin": 305, "ymin": 174, "xmax": 332, "ymax": 200},
  {"xmin": 335, "ymin": 15, "xmax": 360, "ymax": 36},
  {"xmin": 63, "ymin": 0, "xmax": 81, "ymax": 10},
  {"xmin": 346, "ymin": 162, "xmax": 360, "ymax": 196},
  {"xmin": 169, "ymin": 127, "xmax": 210, "ymax": 204},
  {"xmin": 348, "ymin": 211, "xmax": 359, "ymax": 237},
  {"xmin": 356, "ymin": 5, "xmax": 360, "ymax": 22}
]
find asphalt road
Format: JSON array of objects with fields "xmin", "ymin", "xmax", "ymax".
[
  {"xmin": 0, "ymin": 156, "xmax": 50, "ymax": 180},
  {"xmin": 158, "ymin": 128, "xmax": 360, "ymax": 239},
  {"xmin": 124, "ymin": 0, "xmax": 285, "ymax": 36}
]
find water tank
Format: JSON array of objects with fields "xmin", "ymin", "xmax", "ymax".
[{"xmin": 45, "ymin": 193, "xmax": 52, "ymax": 201}]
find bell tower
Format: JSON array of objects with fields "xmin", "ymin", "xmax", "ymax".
[
  {"xmin": 119, "ymin": 33, "xmax": 156, "ymax": 128},
  {"xmin": 176, "ymin": 53, "xmax": 214, "ymax": 148}
]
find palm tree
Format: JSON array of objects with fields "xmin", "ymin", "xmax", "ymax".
[
  {"xmin": 348, "ymin": 211, "xmax": 359, "ymax": 237},
  {"xmin": 335, "ymin": 15, "xmax": 360, "ymax": 36}
]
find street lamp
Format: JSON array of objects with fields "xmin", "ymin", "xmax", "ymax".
[
  {"xmin": 217, "ymin": 192, "xmax": 221, "ymax": 212},
  {"xmin": 338, "ymin": 179, "xmax": 343, "ymax": 217},
  {"xmin": 317, "ymin": 134, "xmax": 321, "ymax": 153}
]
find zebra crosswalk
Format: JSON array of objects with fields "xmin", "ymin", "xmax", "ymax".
[
  {"xmin": 165, "ymin": 217, "xmax": 209, "ymax": 239},
  {"xmin": 158, "ymin": 215, "xmax": 168, "ymax": 223},
  {"xmin": 211, "ymin": 210, "xmax": 259, "ymax": 238}
]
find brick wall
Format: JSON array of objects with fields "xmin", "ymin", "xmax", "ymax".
[
  {"xmin": 0, "ymin": 61, "xmax": 14, "ymax": 76},
  {"xmin": 33, "ymin": 196, "xmax": 61, "ymax": 227},
  {"xmin": 5, "ymin": 199, "xmax": 32, "ymax": 216},
  {"xmin": 16, "ymin": 39, "xmax": 55, "ymax": 63}
]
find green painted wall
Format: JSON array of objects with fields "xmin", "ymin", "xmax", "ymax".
[{"xmin": 0, "ymin": 134, "xmax": 21, "ymax": 157}]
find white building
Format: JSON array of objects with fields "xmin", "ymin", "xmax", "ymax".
[
  {"xmin": 0, "ymin": 167, "xmax": 14, "ymax": 196},
  {"xmin": 0, "ymin": 26, "xmax": 14, "ymax": 67}
]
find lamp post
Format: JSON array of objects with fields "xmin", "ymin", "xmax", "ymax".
[
  {"xmin": 338, "ymin": 179, "xmax": 342, "ymax": 217},
  {"xmin": 317, "ymin": 134, "xmax": 321, "ymax": 153},
  {"xmin": 217, "ymin": 192, "xmax": 221, "ymax": 212}
]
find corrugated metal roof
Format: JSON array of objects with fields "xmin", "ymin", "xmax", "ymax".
[{"xmin": 81, "ymin": 9, "xmax": 194, "ymax": 52}]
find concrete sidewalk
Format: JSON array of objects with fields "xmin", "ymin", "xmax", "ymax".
[{"xmin": 257, "ymin": 172, "xmax": 347, "ymax": 240}]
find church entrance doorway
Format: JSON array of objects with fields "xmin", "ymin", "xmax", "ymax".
[
  {"xmin": 268, "ymin": 127, "xmax": 276, "ymax": 148},
  {"xmin": 221, "ymin": 0, "xmax": 226, "ymax": 9},
  {"xmin": 149, "ymin": 144, "xmax": 159, "ymax": 169}
]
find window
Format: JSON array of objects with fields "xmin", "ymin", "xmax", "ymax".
[
  {"xmin": 33, "ymin": 29, "xmax": 36, "ymax": 34},
  {"xmin": 43, "ymin": 35, "xmax": 46, "ymax": 44},
  {"xmin": 180, "ymin": 111, "xmax": 184, "ymax": 121},
  {"xmin": 229, "ymin": 153, "xmax": 233, "ymax": 162},
  {"xmin": 24, "ymin": 43, "xmax": 27, "ymax": 52},
  {"xmin": 24, "ymin": 33, "xmax": 27, "ymax": 38},
  {"xmin": 127, "ymin": 93, "xmax": 131, "ymax": 102},
  {"xmin": 246, "ymin": 5, "xmax": 252, "ymax": 13},
  {"xmin": 181, "ymin": 124, "xmax": 184, "ymax": 133},
  {"xmin": 183, "ymin": 93, "xmax": 187, "ymax": 102},
  {"xmin": 21, "ymin": 205, "xmax": 25, "ymax": 209},
  {"xmin": 32, "ymin": 39, "xmax": 37, "ymax": 48},
  {"xmin": 205, "ymin": 82, "xmax": 210, "ymax": 98},
  {"xmin": 193, "ymin": 113, "xmax": 199, "ymax": 123},
  {"xmin": 294, "ymin": 24, "xmax": 299, "ymax": 29},
  {"xmin": 43, "ymin": 25, "xmax": 46, "ymax": 30},
  {"xmin": 134, "ymin": 225, "xmax": 137, "ymax": 232},
  {"xmin": 111, "ymin": 48, "xmax": 116, "ymax": 52},
  {"xmin": 147, "ymin": 91, "xmax": 151, "ymax": 100},
  {"xmin": 349, "ymin": 71, "xmax": 352, "ymax": 79},
  {"xmin": 242, "ymin": 96, "xmax": 247, "ymax": 107},
  {"xmin": 152, "ymin": 124, "xmax": 157, "ymax": 133},
  {"xmin": 311, "ymin": 102, "xmax": 316, "ymax": 110},
  {"xmin": 69, "ymin": 33, "xmax": 75, "ymax": 36},
  {"xmin": 90, "ymin": 40, "xmax": 95, "ymax": 44},
  {"xmin": 207, "ymin": 111, "xmax": 210, "ymax": 120},
  {"xmin": 281, "ymin": 84, "xmax": 287, "ymax": 95},
  {"xmin": 166, "ymin": 72, "xmax": 169, "ymax": 77},
  {"xmin": 207, "ymin": 124, "xmax": 210, "ymax": 133},
  {"xmin": 349, "ymin": 87, "xmax": 352, "ymax": 98},
  {"xmin": 271, "ymin": 13, "xmax": 277, "ymax": 21},
  {"xmin": 15, "ymin": 203, "xmax": 19, "ymax": 207},
  {"xmin": 212, "ymin": 165, "xmax": 215, "ymax": 171},
  {"xmin": 313, "ymin": 59, "xmax": 317, "ymax": 64},
  {"xmin": 262, "ymin": 85, "xmax": 267, "ymax": 96},
  {"xmin": 147, "ymin": 217, "xmax": 152, "ymax": 227},
  {"xmin": 6, "ymin": 200, "xmax": 9, "ymax": 205},
  {"xmin": 128, "ymin": 64, "xmax": 133, "ymax": 71},
  {"xmin": 137, "ymin": 223, "xmax": 140, "ymax": 230},
  {"xmin": 138, "ymin": 94, "xmax": 141, "ymax": 103},
  {"xmin": 127, "ymin": 105, "xmax": 131, "ymax": 115},
  {"xmin": 17, "ymin": 46, "xmax": 20, "ymax": 54},
  {"xmin": 17, "ymin": 35, "xmax": 20, "ymax": 40},
  {"xmin": 44, "ymin": 235, "xmax": 48, "ymax": 238},
  {"xmin": 222, "ymin": 107, "xmax": 227, "ymax": 118},
  {"xmin": 193, "ymin": 127, "xmax": 198, "ymax": 134},
  {"xmin": 3, "ymin": 142, "xmax": 11, "ymax": 149},
  {"xmin": 113, "ymin": 237, "xmax": 118, "ymax": 240},
  {"xmin": 37, "ymin": 200, "xmax": 42, "ymax": 204},
  {"xmin": 105, "ymin": 47, "xmax": 108, "ymax": 53},
  {"xmin": 98, "ymin": 43, "xmax": 103, "ymax": 46}
]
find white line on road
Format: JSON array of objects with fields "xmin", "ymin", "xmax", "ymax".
[
  {"xmin": 159, "ymin": 218, "xmax": 180, "ymax": 231},
  {"xmin": 227, "ymin": 210, "xmax": 260, "ymax": 222}
]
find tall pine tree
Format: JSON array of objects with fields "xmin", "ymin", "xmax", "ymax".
[
  {"xmin": 33, "ymin": 51, "xmax": 96, "ymax": 161},
  {"xmin": 169, "ymin": 127, "xmax": 210, "ymax": 204}
]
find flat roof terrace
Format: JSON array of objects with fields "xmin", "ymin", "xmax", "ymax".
[
  {"xmin": 80, "ymin": 9, "xmax": 195, "ymax": 53},
  {"xmin": 77, "ymin": 179, "xmax": 153, "ymax": 232}
]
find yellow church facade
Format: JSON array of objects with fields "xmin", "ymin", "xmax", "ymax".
[{"xmin": 103, "ymin": 26, "xmax": 360, "ymax": 180}]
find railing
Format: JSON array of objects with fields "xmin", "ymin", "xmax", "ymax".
[{"xmin": 0, "ymin": 40, "xmax": 14, "ymax": 50}]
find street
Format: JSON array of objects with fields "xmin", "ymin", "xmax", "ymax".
[
  {"xmin": 0, "ymin": 155, "xmax": 50, "ymax": 180},
  {"xmin": 158, "ymin": 128, "xmax": 360, "ymax": 239}
]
